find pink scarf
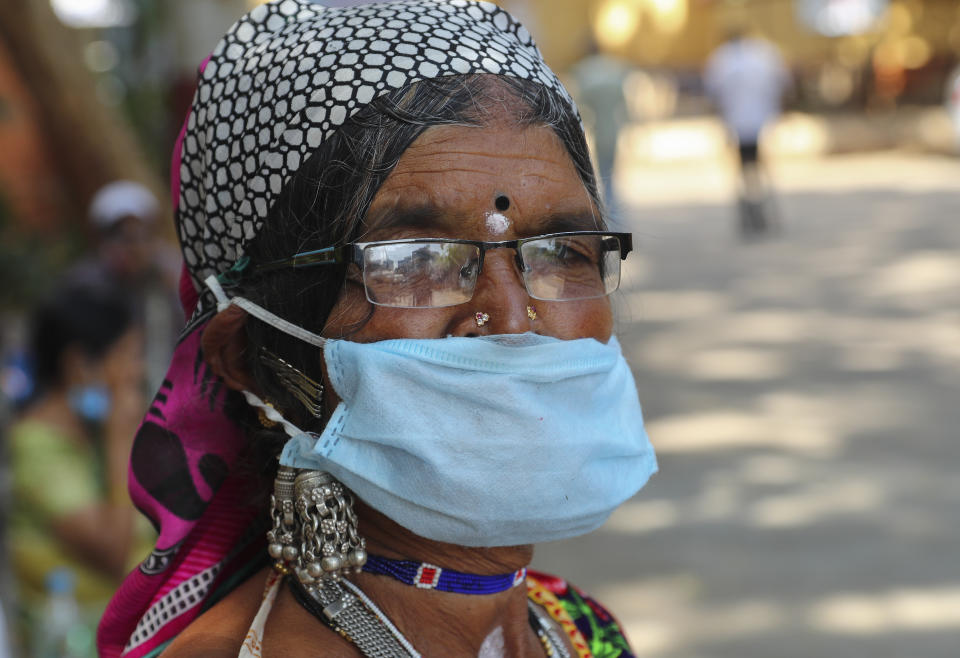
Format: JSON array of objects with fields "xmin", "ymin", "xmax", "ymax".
[{"xmin": 96, "ymin": 103, "xmax": 264, "ymax": 658}]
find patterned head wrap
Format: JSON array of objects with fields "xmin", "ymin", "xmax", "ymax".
[
  {"xmin": 98, "ymin": 2, "xmax": 575, "ymax": 656},
  {"xmin": 177, "ymin": 0, "xmax": 574, "ymax": 332}
]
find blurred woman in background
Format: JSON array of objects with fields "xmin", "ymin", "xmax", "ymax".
[{"xmin": 8, "ymin": 282, "xmax": 148, "ymax": 655}]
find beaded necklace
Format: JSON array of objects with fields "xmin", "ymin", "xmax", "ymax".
[{"xmin": 361, "ymin": 553, "xmax": 527, "ymax": 595}]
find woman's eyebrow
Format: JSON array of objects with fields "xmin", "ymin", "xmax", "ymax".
[
  {"xmin": 366, "ymin": 201, "xmax": 466, "ymax": 233},
  {"xmin": 526, "ymin": 211, "xmax": 603, "ymax": 236}
]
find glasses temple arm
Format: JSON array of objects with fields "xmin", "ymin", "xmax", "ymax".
[
  {"xmin": 254, "ymin": 245, "xmax": 353, "ymax": 273},
  {"xmin": 615, "ymin": 233, "xmax": 633, "ymax": 260}
]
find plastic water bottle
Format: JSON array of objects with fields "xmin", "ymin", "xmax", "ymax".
[{"xmin": 33, "ymin": 569, "xmax": 93, "ymax": 658}]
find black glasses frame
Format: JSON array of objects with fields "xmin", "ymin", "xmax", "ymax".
[{"xmin": 255, "ymin": 231, "xmax": 633, "ymax": 274}]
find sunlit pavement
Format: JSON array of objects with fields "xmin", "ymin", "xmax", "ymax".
[{"xmin": 531, "ymin": 147, "xmax": 960, "ymax": 658}]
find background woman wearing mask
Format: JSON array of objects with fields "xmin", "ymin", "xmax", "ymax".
[{"xmin": 8, "ymin": 282, "xmax": 147, "ymax": 654}]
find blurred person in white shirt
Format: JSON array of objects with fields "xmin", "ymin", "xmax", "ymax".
[
  {"xmin": 704, "ymin": 29, "xmax": 790, "ymax": 237},
  {"xmin": 946, "ymin": 62, "xmax": 960, "ymax": 153}
]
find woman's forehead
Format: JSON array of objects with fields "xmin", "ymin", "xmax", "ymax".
[{"xmin": 363, "ymin": 123, "xmax": 600, "ymax": 238}]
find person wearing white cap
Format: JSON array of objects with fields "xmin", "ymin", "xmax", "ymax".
[
  {"xmin": 86, "ymin": 180, "xmax": 161, "ymax": 285},
  {"xmin": 68, "ymin": 180, "xmax": 182, "ymax": 393}
]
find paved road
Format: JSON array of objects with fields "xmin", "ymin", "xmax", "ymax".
[{"xmin": 532, "ymin": 151, "xmax": 960, "ymax": 658}]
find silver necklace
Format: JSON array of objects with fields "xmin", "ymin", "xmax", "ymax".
[
  {"xmin": 528, "ymin": 599, "xmax": 572, "ymax": 658},
  {"xmin": 296, "ymin": 574, "xmax": 567, "ymax": 658},
  {"xmin": 297, "ymin": 576, "xmax": 421, "ymax": 658}
]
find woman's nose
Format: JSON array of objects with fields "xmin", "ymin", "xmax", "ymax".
[{"xmin": 466, "ymin": 249, "xmax": 532, "ymax": 335}]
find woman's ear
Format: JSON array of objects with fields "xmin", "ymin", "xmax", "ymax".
[{"xmin": 201, "ymin": 306, "xmax": 258, "ymax": 393}]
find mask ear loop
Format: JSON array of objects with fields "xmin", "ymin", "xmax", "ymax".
[{"xmin": 204, "ymin": 274, "xmax": 328, "ymax": 349}]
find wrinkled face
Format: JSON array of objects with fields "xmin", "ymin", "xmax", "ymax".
[{"xmin": 321, "ymin": 122, "xmax": 613, "ymax": 343}]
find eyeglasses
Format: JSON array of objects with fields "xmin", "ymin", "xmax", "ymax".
[{"xmin": 255, "ymin": 231, "xmax": 633, "ymax": 309}]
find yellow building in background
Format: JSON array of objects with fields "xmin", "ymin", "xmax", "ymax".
[{"xmin": 501, "ymin": 0, "xmax": 960, "ymax": 107}]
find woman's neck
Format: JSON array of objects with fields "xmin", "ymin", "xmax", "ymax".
[
  {"xmin": 347, "ymin": 501, "xmax": 544, "ymax": 656},
  {"xmin": 357, "ymin": 500, "xmax": 533, "ymax": 573}
]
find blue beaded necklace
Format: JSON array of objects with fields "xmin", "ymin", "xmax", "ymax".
[{"xmin": 362, "ymin": 554, "xmax": 527, "ymax": 595}]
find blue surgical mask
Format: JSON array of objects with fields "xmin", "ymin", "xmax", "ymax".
[
  {"xmin": 68, "ymin": 384, "xmax": 111, "ymax": 424},
  {"xmin": 206, "ymin": 276, "xmax": 657, "ymax": 547}
]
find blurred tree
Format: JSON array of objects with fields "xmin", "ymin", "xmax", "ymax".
[
  {"xmin": 0, "ymin": 0, "xmax": 164, "ymax": 231},
  {"xmin": 0, "ymin": 190, "xmax": 79, "ymax": 311}
]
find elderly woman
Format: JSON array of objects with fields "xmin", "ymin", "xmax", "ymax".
[{"xmin": 98, "ymin": 1, "xmax": 656, "ymax": 656}]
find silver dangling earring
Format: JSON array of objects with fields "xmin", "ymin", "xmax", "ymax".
[
  {"xmin": 295, "ymin": 470, "xmax": 366, "ymax": 582},
  {"xmin": 268, "ymin": 467, "xmax": 367, "ymax": 583},
  {"xmin": 267, "ymin": 465, "xmax": 299, "ymax": 564},
  {"xmin": 260, "ymin": 350, "xmax": 366, "ymax": 582}
]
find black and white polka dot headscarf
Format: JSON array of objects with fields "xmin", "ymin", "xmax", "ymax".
[{"xmin": 175, "ymin": 0, "xmax": 575, "ymax": 323}]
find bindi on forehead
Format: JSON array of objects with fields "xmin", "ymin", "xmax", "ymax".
[{"xmin": 484, "ymin": 211, "xmax": 511, "ymax": 236}]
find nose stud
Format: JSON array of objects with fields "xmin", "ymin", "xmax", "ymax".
[
  {"xmin": 475, "ymin": 311, "xmax": 490, "ymax": 327},
  {"xmin": 526, "ymin": 305, "xmax": 537, "ymax": 321}
]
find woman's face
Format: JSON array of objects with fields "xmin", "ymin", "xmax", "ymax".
[{"xmin": 321, "ymin": 122, "xmax": 613, "ymax": 343}]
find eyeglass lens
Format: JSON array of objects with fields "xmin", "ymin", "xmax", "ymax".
[{"xmin": 361, "ymin": 235, "xmax": 623, "ymax": 308}]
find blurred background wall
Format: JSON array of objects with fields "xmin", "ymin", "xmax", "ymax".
[{"xmin": 512, "ymin": 0, "xmax": 960, "ymax": 107}]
